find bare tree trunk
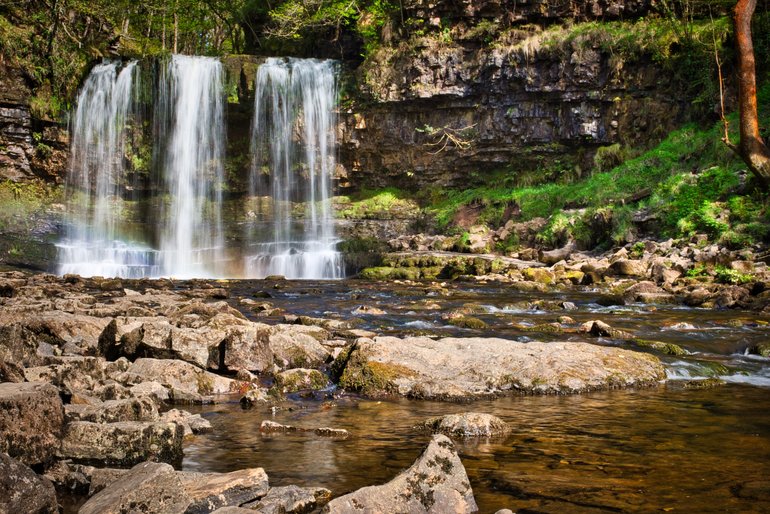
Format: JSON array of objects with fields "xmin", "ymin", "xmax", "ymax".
[
  {"xmin": 173, "ymin": 0, "xmax": 179, "ymax": 54},
  {"xmin": 731, "ymin": 0, "xmax": 770, "ymax": 187}
]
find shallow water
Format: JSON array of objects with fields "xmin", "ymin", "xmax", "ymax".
[{"xmin": 181, "ymin": 279, "xmax": 770, "ymax": 513}]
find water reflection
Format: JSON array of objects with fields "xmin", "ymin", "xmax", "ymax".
[{"xmin": 184, "ymin": 386, "xmax": 770, "ymax": 512}]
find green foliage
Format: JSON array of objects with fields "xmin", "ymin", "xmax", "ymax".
[
  {"xmin": 594, "ymin": 144, "xmax": 629, "ymax": 173},
  {"xmin": 337, "ymin": 187, "xmax": 419, "ymax": 219},
  {"xmin": 714, "ymin": 265, "xmax": 753, "ymax": 285}
]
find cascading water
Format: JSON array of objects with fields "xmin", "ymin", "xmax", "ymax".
[
  {"xmin": 59, "ymin": 56, "xmax": 343, "ymax": 280},
  {"xmin": 58, "ymin": 61, "xmax": 161, "ymax": 279},
  {"xmin": 245, "ymin": 58, "xmax": 344, "ymax": 279},
  {"xmin": 157, "ymin": 55, "xmax": 226, "ymax": 278}
]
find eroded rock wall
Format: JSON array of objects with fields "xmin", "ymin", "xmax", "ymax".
[{"xmin": 338, "ymin": 0, "xmax": 685, "ymax": 189}]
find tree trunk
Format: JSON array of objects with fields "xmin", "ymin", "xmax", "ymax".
[
  {"xmin": 733, "ymin": 0, "xmax": 770, "ymax": 187},
  {"xmin": 173, "ymin": 0, "xmax": 179, "ymax": 54}
]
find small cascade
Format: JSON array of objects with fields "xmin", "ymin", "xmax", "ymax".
[
  {"xmin": 245, "ymin": 58, "xmax": 344, "ymax": 279},
  {"xmin": 58, "ymin": 61, "xmax": 161, "ymax": 279},
  {"xmin": 157, "ymin": 55, "xmax": 226, "ymax": 278}
]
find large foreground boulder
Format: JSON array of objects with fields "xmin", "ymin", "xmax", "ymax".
[
  {"xmin": 79, "ymin": 461, "xmax": 270, "ymax": 514},
  {"xmin": 0, "ymin": 382, "xmax": 64, "ymax": 465},
  {"xmin": 79, "ymin": 462, "xmax": 190, "ymax": 514},
  {"xmin": 336, "ymin": 337, "xmax": 665, "ymax": 400},
  {"xmin": 0, "ymin": 453, "xmax": 58, "ymax": 514},
  {"xmin": 60, "ymin": 421, "xmax": 183, "ymax": 466},
  {"xmin": 323, "ymin": 434, "xmax": 477, "ymax": 513}
]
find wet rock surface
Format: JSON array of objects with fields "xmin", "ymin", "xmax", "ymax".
[{"xmin": 420, "ymin": 412, "xmax": 511, "ymax": 438}]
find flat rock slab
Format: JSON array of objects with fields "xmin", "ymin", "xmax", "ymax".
[
  {"xmin": 323, "ymin": 434, "xmax": 477, "ymax": 513},
  {"xmin": 0, "ymin": 382, "xmax": 64, "ymax": 465},
  {"xmin": 80, "ymin": 461, "xmax": 270, "ymax": 514},
  {"xmin": 80, "ymin": 462, "xmax": 190, "ymax": 514},
  {"xmin": 338, "ymin": 337, "xmax": 666, "ymax": 400},
  {"xmin": 243, "ymin": 485, "xmax": 332, "ymax": 513},
  {"xmin": 179, "ymin": 468, "xmax": 269, "ymax": 514},
  {"xmin": 0, "ymin": 452, "xmax": 58, "ymax": 514},
  {"xmin": 60, "ymin": 421, "xmax": 183, "ymax": 466}
]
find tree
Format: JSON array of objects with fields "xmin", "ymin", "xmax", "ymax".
[{"xmin": 727, "ymin": 0, "xmax": 770, "ymax": 188}]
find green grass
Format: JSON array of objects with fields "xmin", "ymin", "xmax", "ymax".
[
  {"xmin": 337, "ymin": 187, "xmax": 420, "ymax": 219},
  {"xmin": 424, "ymin": 81, "xmax": 770, "ymax": 248}
]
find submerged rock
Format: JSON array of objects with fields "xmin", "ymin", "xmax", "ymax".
[
  {"xmin": 420, "ymin": 412, "xmax": 511, "ymax": 438},
  {"xmin": 0, "ymin": 382, "xmax": 64, "ymax": 466},
  {"xmin": 336, "ymin": 336, "xmax": 665, "ymax": 400},
  {"xmin": 323, "ymin": 434, "xmax": 477, "ymax": 513},
  {"xmin": 0, "ymin": 453, "xmax": 58, "ymax": 514}
]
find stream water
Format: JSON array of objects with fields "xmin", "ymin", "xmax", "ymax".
[{"xmin": 181, "ymin": 280, "xmax": 770, "ymax": 513}]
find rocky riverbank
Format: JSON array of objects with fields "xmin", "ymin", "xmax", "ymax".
[
  {"xmin": 0, "ymin": 270, "xmax": 675, "ymax": 512},
  {"xmin": 359, "ymin": 234, "xmax": 770, "ymax": 312}
]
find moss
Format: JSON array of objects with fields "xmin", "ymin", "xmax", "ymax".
[
  {"xmin": 523, "ymin": 268, "xmax": 555, "ymax": 285},
  {"xmin": 338, "ymin": 352, "xmax": 415, "ymax": 396},
  {"xmin": 359, "ymin": 266, "xmax": 395, "ymax": 280},
  {"xmin": 750, "ymin": 343, "xmax": 770, "ymax": 358},
  {"xmin": 631, "ymin": 338, "xmax": 687, "ymax": 356},
  {"xmin": 275, "ymin": 369, "xmax": 329, "ymax": 393},
  {"xmin": 448, "ymin": 316, "xmax": 488, "ymax": 330},
  {"xmin": 195, "ymin": 372, "xmax": 214, "ymax": 395}
]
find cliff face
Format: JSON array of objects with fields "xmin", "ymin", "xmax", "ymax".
[
  {"xmin": 337, "ymin": 0, "xmax": 687, "ymax": 190},
  {"xmin": 0, "ymin": 65, "xmax": 68, "ymax": 183}
]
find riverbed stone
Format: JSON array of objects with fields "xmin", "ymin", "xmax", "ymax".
[
  {"xmin": 178, "ymin": 468, "xmax": 269, "ymax": 513},
  {"xmin": 79, "ymin": 461, "xmax": 190, "ymax": 514},
  {"xmin": 243, "ymin": 485, "xmax": 332, "ymax": 513},
  {"xmin": 125, "ymin": 358, "xmax": 245, "ymax": 402},
  {"xmin": 64, "ymin": 396, "xmax": 159, "ymax": 423},
  {"xmin": 0, "ymin": 382, "xmax": 64, "ymax": 466},
  {"xmin": 270, "ymin": 328, "xmax": 331, "ymax": 370},
  {"xmin": 159, "ymin": 409, "xmax": 213, "ymax": 436},
  {"xmin": 222, "ymin": 322, "xmax": 273, "ymax": 372},
  {"xmin": 274, "ymin": 368, "xmax": 330, "ymax": 393},
  {"xmin": 336, "ymin": 337, "xmax": 665, "ymax": 400},
  {"xmin": 59, "ymin": 420, "xmax": 183, "ymax": 466},
  {"xmin": 421, "ymin": 412, "xmax": 511, "ymax": 438},
  {"xmin": 0, "ymin": 453, "xmax": 58, "ymax": 514},
  {"xmin": 323, "ymin": 434, "xmax": 477, "ymax": 513}
]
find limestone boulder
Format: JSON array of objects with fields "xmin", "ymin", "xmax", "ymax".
[
  {"xmin": 79, "ymin": 461, "xmax": 190, "ymax": 514},
  {"xmin": 0, "ymin": 453, "xmax": 58, "ymax": 514},
  {"xmin": 0, "ymin": 382, "xmax": 64, "ymax": 466},
  {"xmin": 179, "ymin": 468, "xmax": 269, "ymax": 514},
  {"xmin": 60, "ymin": 421, "xmax": 183, "ymax": 466},
  {"xmin": 125, "ymin": 358, "xmax": 246, "ymax": 403},
  {"xmin": 270, "ymin": 327, "xmax": 331, "ymax": 370},
  {"xmin": 336, "ymin": 336, "xmax": 665, "ymax": 400},
  {"xmin": 323, "ymin": 434, "xmax": 477, "ymax": 513}
]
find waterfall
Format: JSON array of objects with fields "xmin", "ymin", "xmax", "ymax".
[
  {"xmin": 245, "ymin": 58, "xmax": 344, "ymax": 279},
  {"xmin": 58, "ymin": 61, "xmax": 161, "ymax": 279},
  {"xmin": 157, "ymin": 55, "xmax": 226, "ymax": 278}
]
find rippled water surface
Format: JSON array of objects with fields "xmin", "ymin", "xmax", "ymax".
[{"xmin": 182, "ymin": 279, "xmax": 770, "ymax": 513}]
